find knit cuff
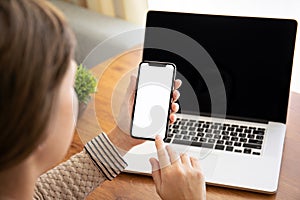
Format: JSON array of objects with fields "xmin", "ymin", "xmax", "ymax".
[{"xmin": 84, "ymin": 132, "xmax": 128, "ymax": 181}]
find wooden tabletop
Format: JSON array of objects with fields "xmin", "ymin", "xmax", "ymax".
[{"xmin": 65, "ymin": 48, "xmax": 300, "ymax": 200}]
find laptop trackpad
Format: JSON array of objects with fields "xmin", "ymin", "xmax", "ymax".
[{"xmin": 124, "ymin": 141, "xmax": 218, "ymax": 179}]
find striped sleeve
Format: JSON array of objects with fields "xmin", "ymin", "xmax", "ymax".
[{"xmin": 84, "ymin": 132, "xmax": 128, "ymax": 181}]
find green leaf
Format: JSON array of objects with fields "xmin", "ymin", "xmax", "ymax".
[{"xmin": 74, "ymin": 64, "xmax": 97, "ymax": 104}]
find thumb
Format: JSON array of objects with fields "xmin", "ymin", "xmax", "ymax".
[
  {"xmin": 129, "ymin": 75, "xmax": 137, "ymax": 105},
  {"xmin": 149, "ymin": 158, "xmax": 161, "ymax": 189},
  {"xmin": 126, "ymin": 75, "xmax": 136, "ymax": 95},
  {"xmin": 130, "ymin": 75, "xmax": 137, "ymax": 90},
  {"xmin": 125, "ymin": 75, "xmax": 136, "ymax": 103}
]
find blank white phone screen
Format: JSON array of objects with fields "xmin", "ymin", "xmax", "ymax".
[{"xmin": 131, "ymin": 63, "xmax": 174, "ymax": 139}]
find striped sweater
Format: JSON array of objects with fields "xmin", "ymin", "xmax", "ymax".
[{"xmin": 34, "ymin": 133, "xmax": 127, "ymax": 199}]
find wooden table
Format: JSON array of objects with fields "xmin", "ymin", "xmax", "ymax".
[{"xmin": 65, "ymin": 48, "xmax": 300, "ymax": 200}]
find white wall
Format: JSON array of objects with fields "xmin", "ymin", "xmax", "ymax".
[{"xmin": 148, "ymin": 0, "xmax": 300, "ymax": 93}]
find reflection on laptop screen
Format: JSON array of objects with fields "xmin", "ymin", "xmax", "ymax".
[{"xmin": 143, "ymin": 11, "xmax": 297, "ymax": 123}]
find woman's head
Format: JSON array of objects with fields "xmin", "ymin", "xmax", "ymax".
[{"xmin": 0, "ymin": 0, "xmax": 76, "ymax": 171}]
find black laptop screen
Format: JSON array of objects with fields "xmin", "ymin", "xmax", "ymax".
[{"xmin": 143, "ymin": 11, "xmax": 297, "ymax": 123}]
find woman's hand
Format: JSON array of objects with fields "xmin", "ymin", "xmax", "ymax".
[
  {"xmin": 108, "ymin": 76, "xmax": 182, "ymax": 155},
  {"xmin": 150, "ymin": 136, "xmax": 206, "ymax": 200}
]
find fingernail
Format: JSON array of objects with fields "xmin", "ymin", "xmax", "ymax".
[
  {"xmin": 166, "ymin": 145, "xmax": 170, "ymax": 150},
  {"xmin": 174, "ymin": 103, "xmax": 179, "ymax": 109},
  {"xmin": 156, "ymin": 135, "xmax": 162, "ymax": 141},
  {"xmin": 131, "ymin": 74, "xmax": 137, "ymax": 79},
  {"xmin": 176, "ymin": 90, "xmax": 180, "ymax": 97}
]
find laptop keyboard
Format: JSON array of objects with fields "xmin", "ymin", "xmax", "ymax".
[{"xmin": 167, "ymin": 118, "xmax": 265, "ymax": 156}]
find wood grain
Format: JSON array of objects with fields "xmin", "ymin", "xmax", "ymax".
[{"xmin": 65, "ymin": 49, "xmax": 300, "ymax": 200}]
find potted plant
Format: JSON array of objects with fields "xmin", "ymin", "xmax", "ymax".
[{"xmin": 74, "ymin": 64, "xmax": 97, "ymax": 117}]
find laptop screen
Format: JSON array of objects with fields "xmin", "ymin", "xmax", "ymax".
[{"xmin": 143, "ymin": 11, "xmax": 297, "ymax": 124}]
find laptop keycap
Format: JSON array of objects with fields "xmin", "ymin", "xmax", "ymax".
[
  {"xmin": 253, "ymin": 130, "xmax": 264, "ymax": 135},
  {"xmin": 183, "ymin": 135, "xmax": 190, "ymax": 140},
  {"xmin": 178, "ymin": 121, "xmax": 185, "ymax": 125},
  {"xmin": 173, "ymin": 140, "xmax": 214, "ymax": 149},
  {"xmin": 222, "ymin": 131, "xmax": 229, "ymax": 135},
  {"xmin": 226, "ymin": 146, "xmax": 234, "ymax": 151},
  {"xmin": 244, "ymin": 148, "xmax": 252, "ymax": 154},
  {"xmin": 256, "ymin": 135, "xmax": 264, "ymax": 140},
  {"xmin": 188, "ymin": 127, "xmax": 196, "ymax": 131},
  {"xmin": 215, "ymin": 144, "xmax": 225, "ymax": 150},
  {"xmin": 217, "ymin": 140, "xmax": 224, "ymax": 144},
  {"xmin": 208, "ymin": 139, "xmax": 215, "ymax": 143},
  {"xmin": 173, "ymin": 139, "xmax": 190, "ymax": 145},
  {"xmin": 234, "ymin": 149, "xmax": 242, "ymax": 153},
  {"xmin": 227, "ymin": 127, "xmax": 235, "ymax": 131},
  {"xmin": 205, "ymin": 129, "xmax": 212, "ymax": 133},
  {"xmin": 234, "ymin": 142, "xmax": 242, "ymax": 147},
  {"xmin": 201, "ymin": 143, "xmax": 214, "ymax": 148},
  {"xmin": 239, "ymin": 133, "xmax": 246, "ymax": 137},
  {"xmin": 186, "ymin": 122, "xmax": 194, "ymax": 126},
  {"xmin": 247, "ymin": 134, "xmax": 255, "ymax": 139},
  {"xmin": 248, "ymin": 139, "xmax": 263, "ymax": 144},
  {"xmin": 167, "ymin": 133, "xmax": 174, "ymax": 138},
  {"xmin": 181, "ymin": 130, "xmax": 188, "ymax": 135},
  {"xmin": 181, "ymin": 126, "xmax": 187, "ymax": 130},
  {"xmin": 173, "ymin": 125, "xmax": 180, "ymax": 129},
  {"xmin": 236, "ymin": 128, "xmax": 243, "ymax": 132},
  {"xmin": 225, "ymin": 141, "xmax": 233, "ymax": 146},
  {"xmin": 164, "ymin": 138, "xmax": 172, "ymax": 143},
  {"xmin": 222, "ymin": 136, "xmax": 230, "ymax": 140},
  {"xmin": 189, "ymin": 131, "xmax": 196, "ymax": 136},
  {"xmin": 243, "ymin": 143, "xmax": 262, "ymax": 149},
  {"xmin": 214, "ymin": 134, "xmax": 222, "ymax": 139},
  {"xmin": 197, "ymin": 133, "xmax": 204, "ymax": 137},
  {"xmin": 197, "ymin": 127, "xmax": 204, "ymax": 132},
  {"xmin": 173, "ymin": 129, "xmax": 180, "ymax": 134},
  {"xmin": 244, "ymin": 129, "xmax": 251, "ymax": 133},
  {"xmin": 202, "ymin": 124, "xmax": 210, "ymax": 128},
  {"xmin": 230, "ymin": 132, "xmax": 238, "ymax": 136},
  {"xmin": 175, "ymin": 135, "xmax": 182, "ymax": 139},
  {"xmin": 211, "ymin": 125, "xmax": 218, "ymax": 129}
]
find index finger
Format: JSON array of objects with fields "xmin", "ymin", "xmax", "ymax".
[{"xmin": 155, "ymin": 135, "xmax": 171, "ymax": 169}]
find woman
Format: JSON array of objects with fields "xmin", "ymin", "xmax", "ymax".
[{"xmin": 0, "ymin": 0, "xmax": 206, "ymax": 199}]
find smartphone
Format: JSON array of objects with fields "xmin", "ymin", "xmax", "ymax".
[{"xmin": 130, "ymin": 61, "xmax": 176, "ymax": 141}]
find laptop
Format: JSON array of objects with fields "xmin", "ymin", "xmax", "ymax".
[{"xmin": 123, "ymin": 11, "xmax": 297, "ymax": 193}]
